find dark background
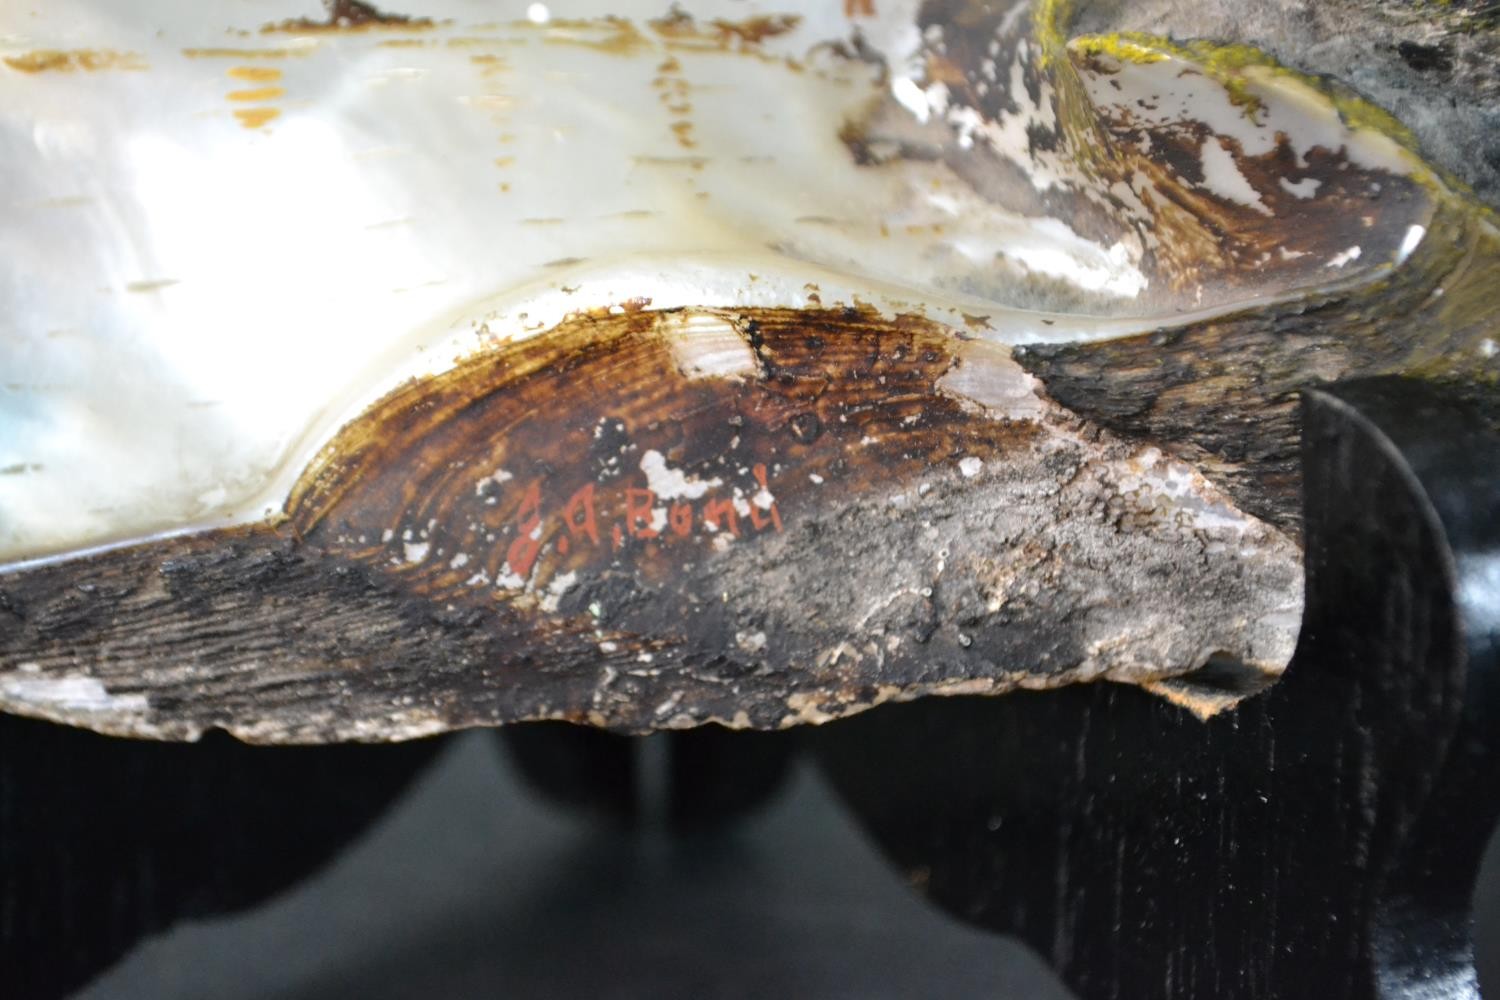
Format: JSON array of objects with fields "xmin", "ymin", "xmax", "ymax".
[
  {"xmin": 37, "ymin": 726, "xmax": 1500, "ymax": 999},
  {"xmin": 73, "ymin": 732, "xmax": 1075, "ymax": 999}
]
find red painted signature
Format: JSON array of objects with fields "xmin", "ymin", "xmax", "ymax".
[{"xmin": 503, "ymin": 463, "xmax": 783, "ymax": 579}]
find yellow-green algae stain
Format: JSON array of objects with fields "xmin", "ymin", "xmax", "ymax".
[
  {"xmin": 1031, "ymin": 0, "xmax": 1493, "ymax": 219},
  {"xmin": 1027, "ymin": 0, "xmax": 1499, "ymax": 385}
]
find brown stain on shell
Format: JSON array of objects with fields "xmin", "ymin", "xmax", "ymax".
[
  {"xmin": 846, "ymin": 1, "xmax": 1436, "ymax": 314},
  {"xmin": 4, "ymin": 50, "xmax": 145, "ymax": 73},
  {"xmin": 289, "ymin": 306, "xmax": 1031, "ymax": 552},
  {"xmin": 227, "ymin": 66, "xmax": 284, "ymax": 82},
  {"xmin": 648, "ymin": 11, "xmax": 802, "ymax": 49},
  {"xmin": 183, "ymin": 47, "xmax": 312, "ymax": 59},
  {"xmin": 234, "ymin": 107, "xmax": 282, "ymax": 129},
  {"xmin": 1076, "ymin": 61, "xmax": 1430, "ymax": 298},
  {"xmin": 227, "ymin": 86, "xmax": 286, "ymax": 102},
  {"xmin": 539, "ymin": 17, "xmax": 652, "ymax": 57},
  {"xmin": 262, "ymin": 0, "xmax": 436, "ymax": 34}
]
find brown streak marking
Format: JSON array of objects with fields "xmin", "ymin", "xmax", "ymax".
[
  {"xmin": 262, "ymin": 0, "xmax": 436, "ymax": 34},
  {"xmin": 233, "ymin": 107, "xmax": 281, "ymax": 128},
  {"xmin": 648, "ymin": 11, "xmax": 802, "ymax": 47},
  {"xmin": 227, "ymin": 86, "xmax": 286, "ymax": 101},
  {"xmin": 227, "ymin": 66, "xmax": 283, "ymax": 82},
  {"xmin": 5, "ymin": 50, "xmax": 146, "ymax": 72},
  {"xmin": 183, "ymin": 48, "xmax": 310, "ymax": 59}
]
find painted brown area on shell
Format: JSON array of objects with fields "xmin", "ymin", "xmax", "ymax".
[
  {"xmin": 0, "ymin": 307, "xmax": 1300, "ymax": 743},
  {"xmin": 286, "ymin": 308, "xmax": 1042, "ymax": 602},
  {"xmin": 825, "ymin": 0, "xmax": 1497, "ymax": 535},
  {"xmin": 227, "ymin": 66, "xmax": 284, "ymax": 82},
  {"xmin": 3, "ymin": 50, "xmax": 146, "ymax": 73},
  {"xmin": 707, "ymin": 14, "xmax": 803, "ymax": 47},
  {"xmin": 1071, "ymin": 52, "xmax": 1431, "ymax": 300},
  {"xmin": 182, "ymin": 48, "xmax": 313, "ymax": 60},
  {"xmin": 648, "ymin": 11, "xmax": 803, "ymax": 49},
  {"xmin": 227, "ymin": 86, "xmax": 286, "ymax": 102},
  {"xmin": 233, "ymin": 107, "xmax": 281, "ymax": 129},
  {"xmin": 843, "ymin": 0, "xmax": 1433, "ymax": 314},
  {"xmin": 538, "ymin": 18, "xmax": 653, "ymax": 57},
  {"xmin": 262, "ymin": 0, "xmax": 435, "ymax": 34},
  {"xmin": 217, "ymin": 53, "xmax": 290, "ymax": 128}
]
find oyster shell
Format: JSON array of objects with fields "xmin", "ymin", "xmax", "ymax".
[{"xmin": 0, "ymin": 0, "xmax": 1494, "ymax": 741}]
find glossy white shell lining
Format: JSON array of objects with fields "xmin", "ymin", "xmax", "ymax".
[{"xmin": 0, "ymin": 0, "xmax": 1430, "ymax": 562}]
